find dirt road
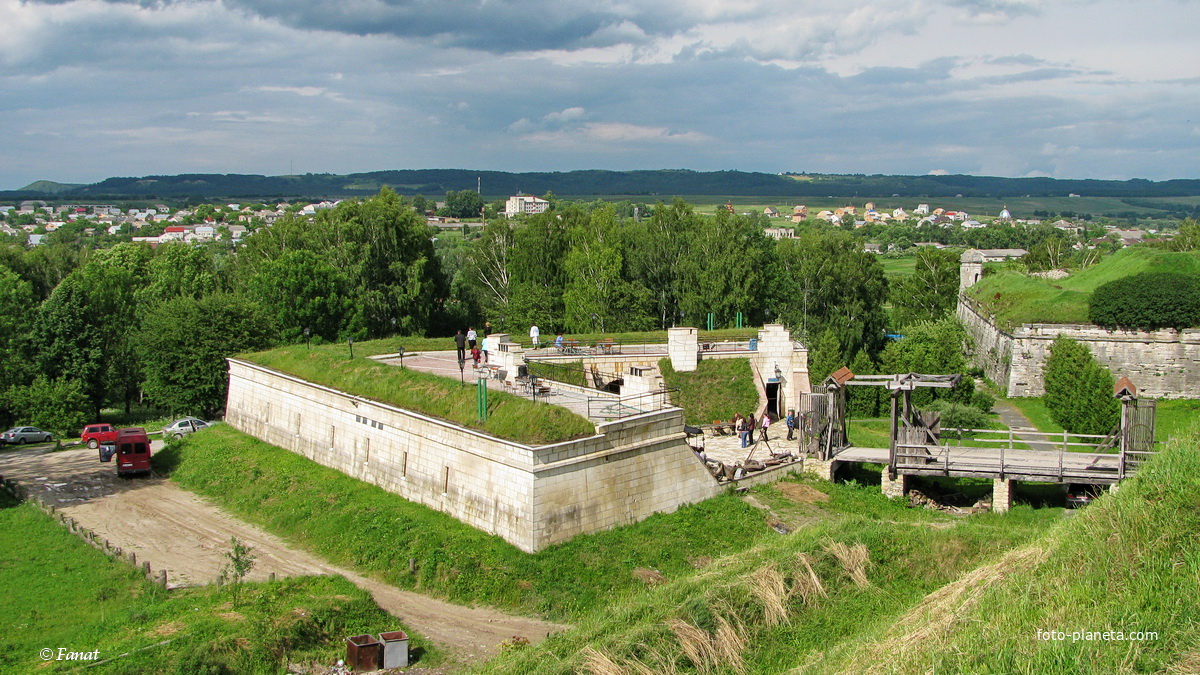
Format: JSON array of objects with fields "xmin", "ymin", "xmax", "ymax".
[{"xmin": 0, "ymin": 445, "xmax": 567, "ymax": 661}]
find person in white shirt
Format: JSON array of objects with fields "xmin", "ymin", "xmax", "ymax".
[{"xmin": 529, "ymin": 324, "xmax": 540, "ymax": 349}]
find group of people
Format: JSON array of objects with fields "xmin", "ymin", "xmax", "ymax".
[
  {"xmin": 733, "ymin": 412, "xmax": 771, "ymax": 448},
  {"xmin": 453, "ymin": 321, "xmax": 493, "ymax": 367},
  {"xmin": 733, "ymin": 409, "xmax": 800, "ymax": 448}
]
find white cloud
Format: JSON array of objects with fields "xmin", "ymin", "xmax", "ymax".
[{"xmin": 927, "ymin": 169, "xmax": 950, "ymax": 175}]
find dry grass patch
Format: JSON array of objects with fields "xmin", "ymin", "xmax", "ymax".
[
  {"xmin": 776, "ymin": 482, "xmax": 830, "ymax": 504},
  {"xmin": 668, "ymin": 618, "xmax": 719, "ymax": 672},
  {"xmin": 747, "ymin": 564, "xmax": 791, "ymax": 627},
  {"xmin": 581, "ymin": 646, "xmax": 623, "ymax": 675},
  {"xmin": 790, "ymin": 552, "xmax": 827, "ymax": 604},
  {"xmin": 848, "ymin": 545, "xmax": 1050, "ymax": 673},
  {"xmin": 633, "ymin": 567, "xmax": 667, "ymax": 586},
  {"xmin": 825, "ymin": 541, "xmax": 871, "ymax": 588}
]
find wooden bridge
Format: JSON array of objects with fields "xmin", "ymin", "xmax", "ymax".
[{"xmin": 798, "ymin": 371, "xmax": 1156, "ymax": 511}]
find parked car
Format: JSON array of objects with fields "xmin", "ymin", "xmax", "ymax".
[
  {"xmin": 82, "ymin": 423, "xmax": 119, "ymax": 449},
  {"xmin": 163, "ymin": 417, "xmax": 214, "ymax": 439},
  {"xmin": 1066, "ymin": 483, "xmax": 1102, "ymax": 508},
  {"xmin": 1, "ymin": 427, "xmax": 54, "ymax": 445}
]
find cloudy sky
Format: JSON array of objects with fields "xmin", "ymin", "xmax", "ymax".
[{"xmin": 1, "ymin": 0, "xmax": 1197, "ymax": 189}]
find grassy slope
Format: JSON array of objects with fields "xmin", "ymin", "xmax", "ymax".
[
  {"xmin": 242, "ymin": 345, "xmax": 594, "ymax": 444},
  {"xmin": 967, "ymin": 247, "xmax": 1200, "ymax": 328},
  {"xmin": 659, "ymin": 358, "xmax": 760, "ymax": 425},
  {"xmin": 158, "ymin": 426, "xmax": 772, "ymax": 621},
  {"xmin": 814, "ymin": 429, "xmax": 1200, "ymax": 674},
  {"xmin": 0, "ymin": 491, "xmax": 427, "ymax": 674},
  {"xmin": 473, "ymin": 479, "xmax": 1062, "ymax": 674}
]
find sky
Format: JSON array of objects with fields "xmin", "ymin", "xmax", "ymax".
[{"xmin": 1, "ymin": 0, "xmax": 1198, "ymax": 190}]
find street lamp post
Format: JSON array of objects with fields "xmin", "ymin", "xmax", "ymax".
[
  {"xmin": 348, "ymin": 337, "xmax": 354, "ymax": 359},
  {"xmin": 398, "ymin": 346, "xmax": 405, "ymax": 369},
  {"xmin": 304, "ymin": 327, "xmax": 311, "ymax": 351}
]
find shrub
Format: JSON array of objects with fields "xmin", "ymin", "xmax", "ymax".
[
  {"xmin": 925, "ymin": 400, "xmax": 990, "ymax": 430},
  {"xmin": 1088, "ymin": 272, "xmax": 1200, "ymax": 330},
  {"xmin": 1042, "ymin": 335, "xmax": 1119, "ymax": 435}
]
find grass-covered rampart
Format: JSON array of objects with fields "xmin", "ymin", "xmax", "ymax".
[
  {"xmin": 967, "ymin": 247, "xmax": 1200, "ymax": 329},
  {"xmin": 815, "ymin": 426, "xmax": 1200, "ymax": 674},
  {"xmin": 241, "ymin": 345, "xmax": 594, "ymax": 444},
  {"xmin": 659, "ymin": 357, "xmax": 760, "ymax": 425},
  {"xmin": 157, "ymin": 426, "xmax": 772, "ymax": 620},
  {"xmin": 0, "ymin": 490, "xmax": 425, "ymax": 674}
]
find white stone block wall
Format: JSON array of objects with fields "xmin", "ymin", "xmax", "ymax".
[
  {"xmin": 668, "ymin": 327, "xmax": 698, "ymax": 372},
  {"xmin": 958, "ymin": 297, "xmax": 1200, "ymax": 398},
  {"xmin": 225, "ymin": 359, "xmax": 720, "ymax": 552}
]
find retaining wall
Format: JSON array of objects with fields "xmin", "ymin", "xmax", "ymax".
[
  {"xmin": 957, "ymin": 296, "xmax": 1200, "ymax": 398},
  {"xmin": 225, "ymin": 359, "xmax": 721, "ymax": 552}
]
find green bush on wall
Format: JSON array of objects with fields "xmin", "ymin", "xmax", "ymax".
[{"xmin": 1088, "ymin": 272, "xmax": 1200, "ymax": 331}]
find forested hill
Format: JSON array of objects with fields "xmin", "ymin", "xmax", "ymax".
[{"xmin": 7, "ymin": 169, "xmax": 1200, "ymax": 200}]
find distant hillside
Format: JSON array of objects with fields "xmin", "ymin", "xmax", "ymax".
[
  {"xmin": 16, "ymin": 180, "xmax": 85, "ymax": 195},
  {"xmin": 5, "ymin": 169, "xmax": 1200, "ymax": 201}
]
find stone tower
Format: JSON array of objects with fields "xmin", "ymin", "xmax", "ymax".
[{"xmin": 960, "ymin": 249, "xmax": 984, "ymax": 290}]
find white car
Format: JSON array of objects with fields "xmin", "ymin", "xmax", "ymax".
[
  {"xmin": 1, "ymin": 426, "xmax": 54, "ymax": 445},
  {"xmin": 163, "ymin": 417, "xmax": 214, "ymax": 439}
]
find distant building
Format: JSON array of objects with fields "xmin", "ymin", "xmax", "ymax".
[
  {"xmin": 504, "ymin": 194, "xmax": 549, "ymax": 218},
  {"xmin": 763, "ymin": 227, "xmax": 796, "ymax": 240}
]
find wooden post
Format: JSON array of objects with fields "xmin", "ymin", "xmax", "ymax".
[
  {"xmin": 159, "ymin": 569, "xmax": 167, "ymax": 587},
  {"xmin": 268, "ymin": 572, "xmax": 276, "ymax": 582},
  {"xmin": 143, "ymin": 561, "xmax": 151, "ymax": 576}
]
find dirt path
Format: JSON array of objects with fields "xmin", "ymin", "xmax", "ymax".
[
  {"xmin": 990, "ymin": 398, "xmax": 1056, "ymax": 452},
  {"xmin": 0, "ymin": 446, "xmax": 567, "ymax": 662}
]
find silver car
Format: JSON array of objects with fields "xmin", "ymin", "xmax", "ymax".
[
  {"xmin": 1, "ymin": 426, "xmax": 54, "ymax": 445},
  {"xmin": 163, "ymin": 417, "xmax": 213, "ymax": 439}
]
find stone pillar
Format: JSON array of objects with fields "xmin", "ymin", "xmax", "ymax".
[
  {"xmin": 992, "ymin": 478, "xmax": 1014, "ymax": 513},
  {"xmin": 668, "ymin": 327, "xmax": 698, "ymax": 372},
  {"xmin": 623, "ymin": 365, "xmax": 665, "ymax": 408},
  {"xmin": 802, "ymin": 457, "xmax": 840, "ymax": 482},
  {"xmin": 881, "ymin": 472, "xmax": 909, "ymax": 499},
  {"xmin": 489, "ymin": 334, "xmax": 523, "ymax": 385}
]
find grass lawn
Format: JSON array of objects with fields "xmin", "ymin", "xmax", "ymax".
[
  {"xmin": 879, "ymin": 254, "xmax": 917, "ymax": 278},
  {"xmin": 344, "ymin": 327, "xmax": 766, "ymax": 358},
  {"xmin": 0, "ymin": 491, "xmax": 432, "ymax": 674}
]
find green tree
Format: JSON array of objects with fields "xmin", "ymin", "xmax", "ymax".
[
  {"xmin": 247, "ymin": 250, "xmax": 349, "ymax": 342},
  {"xmin": 137, "ymin": 293, "xmax": 277, "ymax": 417},
  {"xmin": 626, "ymin": 199, "xmax": 691, "ymax": 328},
  {"xmin": 1043, "ymin": 335, "xmax": 1120, "ymax": 435},
  {"xmin": 506, "ymin": 211, "xmax": 571, "ymax": 331},
  {"xmin": 5, "ymin": 376, "xmax": 89, "ymax": 437},
  {"xmin": 137, "ymin": 243, "xmax": 221, "ymax": 304},
  {"xmin": 0, "ymin": 267, "xmax": 36, "ymax": 424},
  {"xmin": 808, "ymin": 329, "xmax": 846, "ymax": 386},
  {"xmin": 561, "ymin": 208, "xmax": 655, "ymax": 333},
  {"xmin": 889, "ymin": 247, "xmax": 960, "ymax": 327},
  {"xmin": 442, "ymin": 190, "xmax": 485, "ymax": 219},
  {"xmin": 237, "ymin": 189, "xmax": 444, "ymax": 337},
  {"xmin": 677, "ymin": 210, "xmax": 774, "ymax": 328},
  {"xmin": 880, "ymin": 318, "xmax": 975, "ymax": 407},
  {"xmin": 776, "ymin": 230, "xmax": 889, "ymax": 358}
]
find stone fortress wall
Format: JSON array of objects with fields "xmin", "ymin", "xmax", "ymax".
[
  {"xmin": 225, "ymin": 359, "xmax": 721, "ymax": 553},
  {"xmin": 957, "ymin": 250, "xmax": 1200, "ymax": 397}
]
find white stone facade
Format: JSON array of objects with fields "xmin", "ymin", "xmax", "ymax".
[{"xmin": 225, "ymin": 359, "xmax": 720, "ymax": 552}]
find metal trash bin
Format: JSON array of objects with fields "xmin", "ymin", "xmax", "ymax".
[
  {"xmin": 379, "ymin": 630, "xmax": 410, "ymax": 669},
  {"xmin": 748, "ymin": 338, "xmax": 758, "ymax": 351},
  {"xmin": 345, "ymin": 634, "xmax": 381, "ymax": 672}
]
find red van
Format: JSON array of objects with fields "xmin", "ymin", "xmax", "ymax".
[
  {"xmin": 82, "ymin": 423, "xmax": 119, "ymax": 450},
  {"xmin": 115, "ymin": 428, "xmax": 152, "ymax": 477}
]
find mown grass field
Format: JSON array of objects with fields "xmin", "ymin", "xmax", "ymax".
[
  {"xmin": 967, "ymin": 247, "xmax": 1200, "ymax": 328},
  {"xmin": 0, "ymin": 490, "xmax": 428, "ymax": 674},
  {"xmin": 241, "ymin": 345, "xmax": 595, "ymax": 444},
  {"xmin": 347, "ymin": 327, "xmax": 765, "ymax": 358}
]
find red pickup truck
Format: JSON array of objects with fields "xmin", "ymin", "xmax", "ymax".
[{"xmin": 82, "ymin": 423, "xmax": 119, "ymax": 450}]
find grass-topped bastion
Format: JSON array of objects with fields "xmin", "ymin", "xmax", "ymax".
[
  {"xmin": 966, "ymin": 247, "xmax": 1200, "ymax": 330},
  {"xmin": 241, "ymin": 344, "xmax": 595, "ymax": 445}
]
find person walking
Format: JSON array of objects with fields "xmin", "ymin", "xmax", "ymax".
[
  {"xmin": 466, "ymin": 327, "xmax": 478, "ymax": 350},
  {"xmin": 785, "ymin": 409, "xmax": 796, "ymax": 441},
  {"xmin": 454, "ymin": 329, "xmax": 467, "ymax": 362},
  {"xmin": 735, "ymin": 414, "xmax": 748, "ymax": 449},
  {"xmin": 746, "ymin": 413, "xmax": 756, "ymax": 446},
  {"xmin": 759, "ymin": 414, "xmax": 771, "ymax": 442},
  {"xmin": 530, "ymin": 323, "xmax": 540, "ymax": 349}
]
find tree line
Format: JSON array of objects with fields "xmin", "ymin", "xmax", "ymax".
[{"xmin": 1, "ymin": 189, "xmax": 975, "ymax": 434}]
